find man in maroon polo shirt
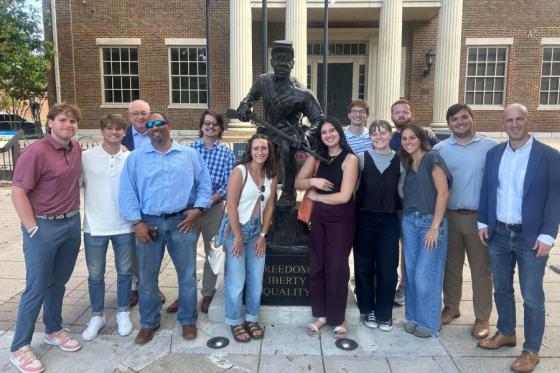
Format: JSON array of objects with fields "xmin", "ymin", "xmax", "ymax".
[{"xmin": 9, "ymin": 103, "xmax": 83, "ymax": 373}]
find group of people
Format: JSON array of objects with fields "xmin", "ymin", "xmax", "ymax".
[
  {"xmin": 8, "ymin": 95, "xmax": 559, "ymax": 373},
  {"xmin": 296, "ymin": 98, "xmax": 559, "ymax": 373}
]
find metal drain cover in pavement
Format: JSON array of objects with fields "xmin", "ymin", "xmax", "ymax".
[
  {"xmin": 207, "ymin": 336, "xmax": 230, "ymax": 349},
  {"xmin": 335, "ymin": 338, "xmax": 358, "ymax": 351}
]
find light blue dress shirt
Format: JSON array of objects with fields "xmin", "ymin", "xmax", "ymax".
[
  {"xmin": 434, "ymin": 133, "xmax": 497, "ymax": 210},
  {"xmin": 132, "ymin": 126, "xmax": 151, "ymax": 150},
  {"xmin": 119, "ymin": 140, "xmax": 212, "ymax": 221}
]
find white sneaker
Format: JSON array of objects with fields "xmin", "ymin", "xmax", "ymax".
[
  {"xmin": 116, "ymin": 311, "xmax": 133, "ymax": 336},
  {"xmin": 82, "ymin": 315, "xmax": 105, "ymax": 341}
]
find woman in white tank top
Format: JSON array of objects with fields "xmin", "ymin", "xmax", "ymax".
[{"xmin": 224, "ymin": 134, "xmax": 278, "ymax": 343}]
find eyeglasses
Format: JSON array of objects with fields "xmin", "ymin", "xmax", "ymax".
[
  {"xmin": 350, "ymin": 109, "xmax": 366, "ymax": 115},
  {"xmin": 130, "ymin": 112, "xmax": 149, "ymax": 117},
  {"xmin": 145, "ymin": 120, "xmax": 168, "ymax": 129},
  {"xmin": 259, "ymin": 185, "xmax": 265, "ymax": 202},
  {"xmin": 203, "ymin": 121, "xmax": 219, "ymax": 127}
]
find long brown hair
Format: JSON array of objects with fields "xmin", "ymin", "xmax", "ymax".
[
  {"xmin": 240, "ymin": 134, "xmax": 278, "ymax": 178},
  {"xmin": 398, "ymin": 124, "xmax": 432, "ymax": 170}
]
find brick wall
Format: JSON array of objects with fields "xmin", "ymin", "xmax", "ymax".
[{"xmin": 45, "ymin": 0, "xmax": 230, "ymax": 130}]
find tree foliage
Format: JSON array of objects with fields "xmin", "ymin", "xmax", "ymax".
[{"xmin": 0, "ymin": 0, "xmax": 52, "ymax": 121}]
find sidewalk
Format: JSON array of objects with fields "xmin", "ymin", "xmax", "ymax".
[{"xmin": 0, "ymin": 187, "xmax": 559, "ymax": 372}]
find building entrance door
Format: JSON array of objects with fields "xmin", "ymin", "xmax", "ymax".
[{"xmin": 317, "ymin": 63, "xmax": 353, "ymax": 124}]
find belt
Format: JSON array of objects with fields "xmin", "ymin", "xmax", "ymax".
[
  {"xmin": 35, "ymin": 209, "xmax": 80, "ymax": 220},
  {"xmin": 497, "ymin": 220, "xmax": 522, "ymax": 232},
  {"xmin": 159, "ymin": 208, "xmax": 187, "ymax": 218},
  {"xmin": 450, "ymin": 209, "xmax": 478, "ymax": 215}
]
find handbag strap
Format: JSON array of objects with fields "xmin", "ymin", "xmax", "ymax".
[{"xmin": 312, "ymin": 158, "xmax": 320, "ymax": 177}]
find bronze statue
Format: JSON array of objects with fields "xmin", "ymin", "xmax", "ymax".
[{"xmin": 237, "ymin": 40, "xmax": 324, "ymax": 211}]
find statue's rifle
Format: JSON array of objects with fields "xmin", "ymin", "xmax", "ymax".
[{"xmin": 226, "ymin": 109, "xmax": 332, "ymax": 165}]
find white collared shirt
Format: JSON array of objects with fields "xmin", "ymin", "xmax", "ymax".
[{"xmin": 82, "ymin": 145, "xmax": 133, "ymax": 235}]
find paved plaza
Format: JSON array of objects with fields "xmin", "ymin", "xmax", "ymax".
[{"xmin": 0, "ymin": 186, "xmax": 559, "ymax": 372}]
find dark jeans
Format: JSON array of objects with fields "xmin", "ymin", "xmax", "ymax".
[
  {"xmin": 354, "ymin": 211, "xmax": 400, "ymax": 322},
  {"xmin": 488, "ymin": 224, "xmax": 548, "ymax": 352},
  {"xmin": 309, "ymin": 201, "xmax": 355, "ymax": 326},
  {"xmin": 11, "ymin": 214, "xmax": 81, "ymax": 351}
]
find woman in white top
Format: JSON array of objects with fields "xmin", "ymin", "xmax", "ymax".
[{"xmin": 224, "ymin": 134, "xmax": 278, "ymax": 343}]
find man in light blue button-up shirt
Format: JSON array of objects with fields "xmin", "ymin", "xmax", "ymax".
[
  {"xmin": 434, "ymin": 103, "xmax": 497, "ymax": 340},
  {"xmin": 119, "ymin": 112, "xmax": 212, "ymax": 344}
]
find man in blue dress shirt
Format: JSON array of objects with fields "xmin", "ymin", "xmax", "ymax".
[{"xmin": 120, "ymin": 112, "xmax": 212, "ymax": 344}]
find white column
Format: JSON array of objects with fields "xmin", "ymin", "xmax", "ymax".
[
  {"xmin": 432, "ymin": 0, "xmax": 463, "ymax": 129},
  {"xmin": 286, "ymin": 0, "xmax": 307, "ymax": 85},
  {"xmin": 375, "ymin": 0, "xmax": 402, "ymax": 122},
  {"xmin": 229, "ymin": 0, "xmax": 253, "ymax": 131}
]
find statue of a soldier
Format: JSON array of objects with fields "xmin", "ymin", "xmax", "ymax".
[{"xmin": 237, "ymin": 40, "xmax": 324, "ymax": 211}]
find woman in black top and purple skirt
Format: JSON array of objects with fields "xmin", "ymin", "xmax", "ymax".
[{"xmin": 295, "ymin": 117, "xmax": 358, "ymax": 339}]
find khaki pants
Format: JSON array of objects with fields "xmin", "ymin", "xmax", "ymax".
[
  {"xmin": 443, "ymin": 210, "xmax": 493, "ymax": 321},
  {"xmin": 194, "ymin": 201, "xmax": 224, "ymax": 297}
]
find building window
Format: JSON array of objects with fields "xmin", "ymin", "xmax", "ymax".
[
  {"xmin": 465, "ymin": 47, "xmax": 508, "ymax": 106},
  {"xmin": 169, "ymin": 47, "xmax": 208, "ymax": 104},
  {"xmin": 358, "ymin": 64, "xmax": 366, "ymax": 100},
  {"xmin": 306, "ymin": 65, "xmax": 312, "ymax": 90},
  {"xmin": 540, "ymin": 47, "xmax": 560, "ymax": 106},
  {"xmin": 101, "ymin": 47, "xmax": 139, "ymax": 103},
  {"xmin": 307, "ymin": 43, "xmax": 367, "ymax": 56}
]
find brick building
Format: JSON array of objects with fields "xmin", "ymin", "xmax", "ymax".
[{"xmin": 43, "ymin": 0, "xmax": 560, "ymax": 135}]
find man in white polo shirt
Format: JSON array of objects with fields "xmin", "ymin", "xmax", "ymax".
[{"xmin": 81, "ymin": 114, "xmax": 134, "ymax": 341}]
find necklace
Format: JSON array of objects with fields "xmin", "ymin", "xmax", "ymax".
[{"xmin": 328, "ymin": 149, "xmax": 342, "ymax": 161}]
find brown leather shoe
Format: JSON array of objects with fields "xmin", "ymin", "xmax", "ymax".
[
  {"xmin": 200, "ymin": 295, "xmax": 213, "ymax": 313},
  {"xmin": 471, "ymin": 319, "xmax": 490, "ymax": 339},
  {"xmin": 166, "ymin": 298, "xmax": 179, "ymax": 313},
  {"xmin": 478, "ymin": 331, "xmax": 516, "ymax": 350},
  {"xmin": 135, "ymin": 327, "xmax": 158, "ymax": 344},
  {"xmin": 441, "ymin": 306, "xmax": 460, "ymax": 325},
  {"xmin": 159, "ymin": 290, "xmax": 166, "ymax": 305},
  {"xmin": 511, "ymin": 351, "xmax": 540, "ymax": 373},
  {"xmin": 182, "ymin": 324, "xmax": 197, "ymax": 340},
  {"xmin": 129, "ymin": 290, "xmax": 139, "ymax": 308}
]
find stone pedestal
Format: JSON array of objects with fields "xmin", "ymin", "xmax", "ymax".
[{"xmin": 261, "ymin": 250, "xmax": 310, "ymax": 306}]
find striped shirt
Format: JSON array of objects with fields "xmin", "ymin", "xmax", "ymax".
[
  {"xmin": 344, "ymin": 126, "xmax": 372, "ymax": 154},
  {"xmin": 189, "ymin": 139, "xmax": 236, "ymax": 198}
]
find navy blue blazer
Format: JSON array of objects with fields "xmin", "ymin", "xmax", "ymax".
[
  {"xmin": 122, "ymin": 125, "xmax": 135, "ymax": 151},
  {"xmin": 478, "ymin": 139, "xmax": 560, "ymax": 247}
]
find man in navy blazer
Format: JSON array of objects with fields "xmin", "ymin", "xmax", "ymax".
[{"xmin": 477, "ymin": 103, "xmax": 560, "ymax": 373}]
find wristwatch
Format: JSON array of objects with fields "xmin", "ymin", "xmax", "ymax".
[{"xmin": 260, "ymin": 232, "xmax": 268, "ymax": 238}]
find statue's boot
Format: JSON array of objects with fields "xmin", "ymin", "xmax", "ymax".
[{"xmin": 276, "ymin": 190, "xmax": 296, "ymax": 210}]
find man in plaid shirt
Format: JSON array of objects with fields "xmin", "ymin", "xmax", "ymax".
[{"xmin": 167, "ymin": 110, "xmax": 236, "ymax": 313}]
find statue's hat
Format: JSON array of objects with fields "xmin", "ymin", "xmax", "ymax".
[{"xmin": 271, "ymin": 40, "xmax": 294, "ymax": 56}]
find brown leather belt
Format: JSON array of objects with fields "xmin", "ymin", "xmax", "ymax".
[{"xmin": 497, "ymin": 220, "xmax": 522, "ymax": 232}]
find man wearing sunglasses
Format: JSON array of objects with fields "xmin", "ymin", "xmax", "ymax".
[
  {"xmin": 167, "ymin": 110, "xmax": 235, "ymax": 315},
  {"xmin": 121, "ymin": 99, "xmax": 166, "ymax": 308},
  {"xmin": 119, "ymin": 112, "xmax": 212, "ymax": 344}
]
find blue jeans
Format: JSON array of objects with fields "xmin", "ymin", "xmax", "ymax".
[
  {"xmin": 402, "ymin": 212, "xmax": 448, "ymax": 336},
  {"xmin": 84, "ymin": 232, "xmax": 134, "ymax": 314},
  {"xmin": 488, "ymin": 224, "xmax": 548, "ymax": 352},
  {"xmin": 136, "ymin": 213, "xmax": 199, "ymax": 328},
  {"xmin": 11, "ymin": 215, "xmax": 81, "ymax": 352},
  {"xmin": 224, "ymin": 219, "xmax": 265, "ymax": 326}
]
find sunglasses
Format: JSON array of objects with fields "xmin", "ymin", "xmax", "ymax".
[
  {"xmin": 145, "ymin": 120, "xmax": 168, "ymax": 129},
  {"xmin": 259, "ymin": 185, "xmax": 265, "ymax": 202}
]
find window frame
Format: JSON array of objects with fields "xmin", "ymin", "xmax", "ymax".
[
  {"xmin": 538, "ymin": 38, "xmax": 560, "ymax": 110},
  {"xmin": 96, "ymin": 39, "xmax": 141, "ymax": 109},
  {"xmin": 463, "ymin": 45, "xmax": 509, "ymax": 109},
  {"xmin": 166, "ymin": 38, "xmax": 208, "ymax": 109}
]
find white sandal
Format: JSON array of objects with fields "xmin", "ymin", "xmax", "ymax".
[
  {"xmin": 334, "ymin": 323, "xmax": 347, "ymax": 339},
  {"xmin": 306, "ymin": 317, "xmax": 327, "ymax": 336}
]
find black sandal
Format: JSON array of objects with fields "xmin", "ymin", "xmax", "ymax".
[
  {"xmin": 231, "ymin": 325, "xmax": 250, "ymax": 343},
  {"xmin": 244, "ymin": 322, "xmax": 264, "ymax": 339}
]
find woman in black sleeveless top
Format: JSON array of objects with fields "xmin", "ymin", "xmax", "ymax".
[
  {"xmin": 295, "ymin": 117, "xmax": 358, "ymax": 339},
  {"xmin": 354, "ymin": 120, "xmax": 402, "ymax": 332}
]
